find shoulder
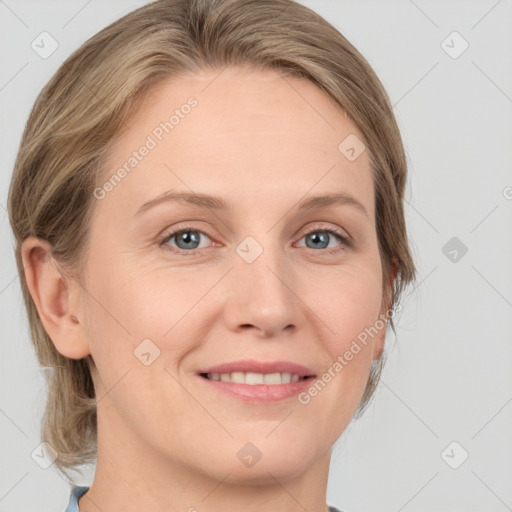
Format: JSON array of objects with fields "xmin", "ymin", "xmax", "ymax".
[{"xmin": 65, "ymin": 486, "xmax": 90, "ymax": 512}]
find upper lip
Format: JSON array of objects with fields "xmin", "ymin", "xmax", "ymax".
[{"xmin": 197, "ymin": 359, "xmax": 315, "ymax": 377}]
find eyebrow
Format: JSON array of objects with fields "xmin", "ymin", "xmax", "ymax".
[{"xmin": 135, "ymin": 190, "xmax": 369, "ymax": 218}]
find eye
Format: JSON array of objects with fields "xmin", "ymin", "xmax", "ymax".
[
  {"xmin": 296, "ymin": 225, "xmax": 351, "ymax": 254},
  {"xmin": 158, "ymin": 226, "xmax": 213, "ymax": 255},
  {"xmin": 158, "ymin": 223, "xmax": 351, "ymax": 257}
]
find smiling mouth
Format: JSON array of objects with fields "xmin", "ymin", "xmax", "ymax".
[{"xmin": 200, "ymin": 372, "xmax": 314, "ymax": 385}]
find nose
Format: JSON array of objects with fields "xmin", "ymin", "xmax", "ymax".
[{"xmin": 222, "ymin": 240, "xmax": 301, "ymax": 339}]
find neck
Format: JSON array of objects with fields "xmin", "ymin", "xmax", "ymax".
[{"xmin": 78, "ymin": 403, "xmax": 332, "ymax": 512}]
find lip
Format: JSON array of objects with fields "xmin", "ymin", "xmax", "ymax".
[
  {"xmin": 197, "ymin": 359, "xmax": 315, "ymax": 377},
  {"xmin": 198, "ymin": 376, "xmax": 315, "ymax": 402},
  {"xmin": 196, "ymin": 359, "xmax": 316, "ymax": 403}
]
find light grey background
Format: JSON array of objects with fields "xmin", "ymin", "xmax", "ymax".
[{"xmin": 1, "ymin": 1, "xmax": 511, "ymax": 511}]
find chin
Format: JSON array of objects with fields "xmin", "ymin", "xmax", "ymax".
[
  {"xmin": 208, "ymin": 456, "xmax": 315, "ymax": 486},
  {"xmin": 194, "ymin": 435, "xmax": 323, "ymax": 485}
]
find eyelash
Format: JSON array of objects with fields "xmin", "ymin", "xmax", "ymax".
[{"xmin": 157, "ymin": 223, "xmax": 352, "ymax": 257}]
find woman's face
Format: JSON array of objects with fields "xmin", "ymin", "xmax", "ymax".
[{"xmin": 78, "ymin": 66, "xmax": 389, "ymax": 483}]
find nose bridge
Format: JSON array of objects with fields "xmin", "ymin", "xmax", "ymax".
[{"xmin": 228, "ymin": 231, "xmax": 299, "ymax": 336}]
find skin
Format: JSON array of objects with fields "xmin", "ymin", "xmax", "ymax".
[{"xmin": 22, "ymin": 66, "xmax": 395, "ymax": 512}]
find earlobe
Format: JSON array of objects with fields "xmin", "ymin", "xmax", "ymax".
[{"xmin": 21, "ymin": 236, "xmax": 91, "ymax": 360}]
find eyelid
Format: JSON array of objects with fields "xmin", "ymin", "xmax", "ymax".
[
  {"xmin": 296, "ymin": 224, "xmax": 352, "ymax": 252},
  {"xmin": 158, "ymin": 224, "xmax": 214, "ymax": 250},
  {"xmin": 158, "ymin": 222, "xmax": 352, "ymax": 255},
  {"xmin": 299, "ymin": 223, "xmax": 352, "ymax": 244}
]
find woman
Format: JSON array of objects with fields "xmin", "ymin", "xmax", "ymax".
[{"xmin": 7, "ymin": 0, "xmax": 416, "ymax": 510}]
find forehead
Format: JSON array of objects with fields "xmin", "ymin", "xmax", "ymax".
[{"xmin": 96, "ymin": 66, "xmax": 374, "ymax": 221}]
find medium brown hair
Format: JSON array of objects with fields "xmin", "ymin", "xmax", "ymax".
[{"xmin": 8, "ymin": 0, "xmax": 416, "ymax": 482}]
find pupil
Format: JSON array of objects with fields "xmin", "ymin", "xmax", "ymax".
[
  {"xmin": 308, "ymin": 232, "xmax": 328, "ymax": 249},
  {"xmin": 178, "ymin": 231, "xmax": 199, "ymax": 249}
]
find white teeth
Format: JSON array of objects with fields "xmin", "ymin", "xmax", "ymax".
[
  {"xmin": 205, "ymin": 371, "xmax": 306, "ymax": 385},
  {"xmin": 245, "ymin": 372, "xmax": 264, "ymax": 385},
  {"xmin": 230, "ymin": 372, "xmax": 245, "ymax": 384},
  {"xmin": 263, "ymin": 373, "xmax": 281, "ymax": 384},
  {"xmin": 281, "ymin": 372, "xmax": 291, "ymax": 383}
]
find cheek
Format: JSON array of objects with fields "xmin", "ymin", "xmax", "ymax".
[
  {"xmin": 81, "ymin": 257, "xmax": 210, "ymax": 385},
  {"xmin": 309, "ymin": 263, "xmax": 383, "ymax": 351},
  {"xmin": 83, "ymin": 253, "xmax": 191, "ymax": 338},
  {"xmin": 295, "ymin": 267, "xmax": 383, "ymax": 438}
]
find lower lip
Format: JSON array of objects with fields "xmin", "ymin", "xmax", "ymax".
[{"xmin": 197, "ymin": 375, "xmax": 315, "ymax": 402}]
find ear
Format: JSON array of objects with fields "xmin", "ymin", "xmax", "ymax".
[
  {"xmin": 372, "ymin": 258, "xmax": 399, "ymax": 362},
  {"xmin": 21, "ymin": 236, "xmax": 91, "ymax": 360}
]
